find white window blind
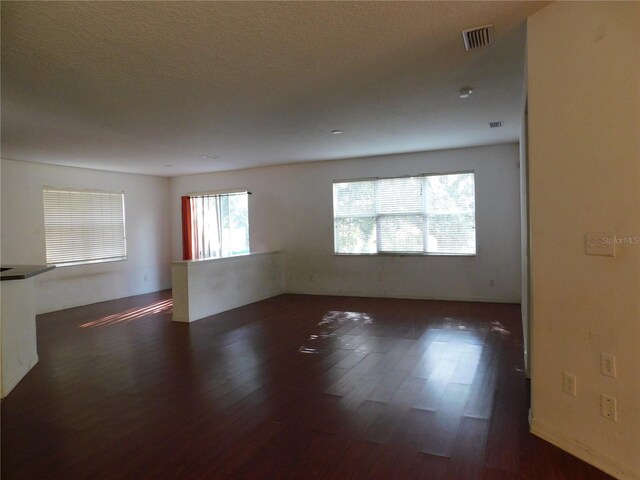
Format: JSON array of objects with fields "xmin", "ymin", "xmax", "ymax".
[
  {"xmin": 376, "ymin": 176, "xmax": 424, "ymax": 253},
  {"xmin": 333, "ymin": 172, "xmax": 476, "ymax": 255},
  {"xmin": 43, "ymin": 188, "xmax": 127, "ymax": 266},
  {"xmin": 333, "ymin": 181, "xmax": 376, "ymax": 254},
  {"xmin": 425, "ymin": 173, "xmax": 476, "ymax": 254}
]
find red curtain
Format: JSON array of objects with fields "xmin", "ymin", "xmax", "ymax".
[{"xmin": 181, "ymin": 196, "xmax": 193, "ymax": 260}]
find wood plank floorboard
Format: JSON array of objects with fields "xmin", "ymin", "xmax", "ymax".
[{"xmin": 1, "ymin": 291, "xmax": 614, "ymax": 479}]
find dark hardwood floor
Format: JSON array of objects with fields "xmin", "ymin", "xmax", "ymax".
[{"xmin": 2, "ymin": 291, "xmax": 613, "ymax": 479}]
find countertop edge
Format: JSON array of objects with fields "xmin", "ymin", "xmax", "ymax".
[{"xmin": 0, "ymin": 265, "xmax": 56, "ymax": 281}]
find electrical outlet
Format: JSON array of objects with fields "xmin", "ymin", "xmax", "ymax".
[
  {"xmin": 563, "ymin": 372, "xmax": 577, "ymax": 397},
  {"xmin": 601, "ymin": 394, "xmax": 617, "ymax": 421},
  {"xmin": 601, "ymin": 353, "xmax": 617, "ymax": 378}
]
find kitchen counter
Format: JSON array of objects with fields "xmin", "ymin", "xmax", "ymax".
[
  {"xmin": 1, "ymin": 264, "xmax": 55, "ymax": 398},
  {"xmin": 1, "ymin": 264, "xmax": 55, "ymax": 281}
]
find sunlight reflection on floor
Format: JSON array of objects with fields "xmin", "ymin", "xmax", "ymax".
[
  {"xmin": 79, "ymin": 299, "xmax": 173, "ymax": 328},
  {"xmin": 490, "ymin": 320, "xmax": 511, "ymax": 335},
  {"xmin": 297, "ymin": 310, "xmax": 374, "ymax": 354}
]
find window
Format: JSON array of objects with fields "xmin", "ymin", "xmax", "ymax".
[
  {"xmin": 181, "ymin": 191, "xmax": 249, "ymax": 260},
  {"xmin": 333, "ymin": 172, "xmax": 475, "ymax": 255},
  {"xmin": 43, "ymin": 187, "xmax": 127, "ymax": 266}
]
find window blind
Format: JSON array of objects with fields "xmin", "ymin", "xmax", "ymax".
[
  {"xmin": 376, "ymin": 176, "xmax": 424, "ymax": 253},
  {"xmin": 43, "ymin": 188, "xmax": 127, "ymax": 266},
  {"xmin": 425, "ymin": 173, "xmax": 476, "ymax": 254},
  {"xmin": 333, "ymin": 181, "xmax": 376, "ymax": 254},
  {"xmin": 333, "ymin": 172, "xmax": 475, "ymax": 255}
]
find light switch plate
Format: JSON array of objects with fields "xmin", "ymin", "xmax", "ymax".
[{"xmin": 585, "ymin": 233, "xmax": 616, "ymax": 257}]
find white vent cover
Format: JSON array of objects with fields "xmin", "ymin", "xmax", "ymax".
[{"xmin": 462, "ymin": 25, "xmax": 493, "ymax": 50}]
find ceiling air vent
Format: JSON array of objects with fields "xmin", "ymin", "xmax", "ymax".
[
  {"xmin": 489, "ymin": 121, "xmax": 503, "ymax": 128},
  {"xmin": 462, "ymin": 25, "xmax": 493, "ymax": 51}
]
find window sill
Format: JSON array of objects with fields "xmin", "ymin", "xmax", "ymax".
[
  {"xmin": 172, "ymin": 251, "xmax": 281, "ymax": 266},
  {"xmin": 333, "ymin": 252, "xmax": 477, "ymax": 258},
  {"xmin": 52, "ymin": 257, "xmax": 128, "ymax": 268}
]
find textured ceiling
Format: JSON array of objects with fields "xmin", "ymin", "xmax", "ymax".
[{"xmin": 1, "ymin": 1, "xmax": 548, "ymax": 176}]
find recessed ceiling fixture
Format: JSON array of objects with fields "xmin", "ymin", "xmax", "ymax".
[
  {"xmin": 201, "ymin": 154, "xmax": 219, "ymax": 159},
  {"xmin": 459, "ymin": 87, "xmax": 474, "ymax": 98},
  {"xmin": 489, "ymin": 121, "xmax": 503, "ymax": 128},
  {"xmin": 462, "ymin": 25, "xmax": 493, "ymax": 51},
  {"xmin": 331, "ymin": 130, "xmax": 343, "ymax": 135}
]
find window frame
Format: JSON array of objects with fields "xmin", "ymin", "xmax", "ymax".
[
  {"xmin": 182, "ymin": 189, "xmax": 250, "ymax": 261},
  {"xmin": 333, "ymin": 170, "xmax": 476, "ymax": 257},
  {"xmin": 43, "ymin": 186, "xmax": 127, "ymax": 267}
]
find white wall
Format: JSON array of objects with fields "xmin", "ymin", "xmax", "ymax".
[
  {"xmin": 0, "ymin": 159, "xmax": 172, "ymax": 313},
  {"xmin": 170, "ymin": 143, "xmax": 521, "ymax": 303},
  {"xmin": 1, "ymin": 277, "xmax": 38, "ymax": 397},
  {"xmin": 172, "ymin": 252, "xmax": 284, "ymax": 322},
  {"xmin": 528, "ymin": 3, "xmax": 640, "ymax": 479}
]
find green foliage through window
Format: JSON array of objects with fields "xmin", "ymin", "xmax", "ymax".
[{"xmin": 333, "ymin": 173, "xmax": 476, "ymax": 255}]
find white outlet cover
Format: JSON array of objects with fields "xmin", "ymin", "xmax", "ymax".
[
  {"xmin": 585, "ymin": 233, "xmax": 616, "ymax": 257},
  {"xmin": 601, "ymin": 353, "xmax": 617, "ymax": 378},
  {"xmin": 563, "ymin": 372, "xmax": 577, "ymax": 397},
  {"xmin": 601, "ymin": 394, "xmax": 617, "ymax": 421}
]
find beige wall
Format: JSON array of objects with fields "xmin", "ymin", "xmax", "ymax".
[{"xmin": 528, "ymin": 2, "xmax": 640, "ymax": 479}]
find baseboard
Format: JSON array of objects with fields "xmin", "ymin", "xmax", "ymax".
[
  {"xmin": 36, "ymin": 285, "xmax": 173, "ymax": 315},
  {"xmin": 1, "ymin": 354, "xmax": 39, "ymax": 399},
  {"xmin": 531, "ymin": 417, "xmax": 639, "ymax": 480},
  {"xmin": 283, "ymin": 289, "xmax": 519, "ymax": 305}
]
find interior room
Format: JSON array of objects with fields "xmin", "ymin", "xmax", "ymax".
[{"xmin": 1, "ymin": 1, "xmax": 638, "ymax": 479}]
